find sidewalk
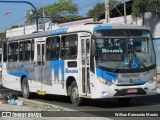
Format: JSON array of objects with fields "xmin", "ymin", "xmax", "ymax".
[
  {"xmin": 0, "ymin": 97, "xmax": 110, "ymax": 120},
  {"xmin": 0, "ymin": 88, "xmax": 160, "ymax": 111}
]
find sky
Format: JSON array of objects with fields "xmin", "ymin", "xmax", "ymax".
[{"xmin": 0, "ymin": 0, "xmax": 105, "ymax": 32}]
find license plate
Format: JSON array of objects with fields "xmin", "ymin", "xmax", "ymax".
[{"xmin": 127, "ymin": 89, "xmax": 137, "ymax": 93}]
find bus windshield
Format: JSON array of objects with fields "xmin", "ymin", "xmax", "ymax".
[{"xmin": 94, "ymin": 29, "xmax": 156, "ymax": 72}]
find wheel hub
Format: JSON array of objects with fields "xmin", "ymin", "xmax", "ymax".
[{"xmin": 72, "ymin": 87, "xmax": 79, "ymax": 101}]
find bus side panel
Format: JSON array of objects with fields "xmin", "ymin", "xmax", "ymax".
[
  {"xmin": 41, "ymin": 60, "xmax": 80, "ymax": 96},
  {"xmin": 40, "ymin": 60, "xmax": 66, "ymax": 95},
  {"xmin": 2, "ymin": 62, "xmax": 21, "ymax": 91},
  {"xmin": 2, "ymin": 61, "xmax": 37, "ymax": 92}
]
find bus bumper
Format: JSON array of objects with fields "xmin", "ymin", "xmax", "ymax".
[{"xmin": 91, "ymin": 80, "xmax": 157, "ymax": 99}]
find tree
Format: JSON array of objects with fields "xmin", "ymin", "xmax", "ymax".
[
  {"xmin": 26, "ymin": 0, "xmax": 81, "ymax": 24},
  {"xmin": 9, "ymin": 25, "xmax": 20, "ymax": 29},
  {"xmin": 146, "ymin": 0, "xmax": 160, "ymax": 17},
  {"xmin": 131, "ymin": 0, "xmax": 160, "ymax": 25},
  {"xmin": 87, "ymin": 0, "xmax": 120, "ymax": 21},
  {"xmin": 0, "ymin": 32, "xmax": 5, "ymax": 42},
  {"xmin": 87, "ymin": 3, "xmax": 105, "ymax": 21}
]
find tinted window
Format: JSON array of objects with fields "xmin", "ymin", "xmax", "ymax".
[
  {"xmin": 61, "ymin": 34, "xmax": 78, "ymax": 59},
  {"xmin": 46, "ymin": 37, "xmax": 60, "ymax": 60},
  {"xmin": 3, "ymin": 43, "xmax": 7, "ymax": 62},
  {"xmin": 19, "ymin": 41, "xmax": 31, "ymax": 61},
  {"xmin": 8, "ymin": 42, "xmax": 18, "ymax": 62}
]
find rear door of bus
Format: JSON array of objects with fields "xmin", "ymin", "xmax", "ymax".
[
  {"xmin": 35, "ymin": 41, "xmax": 45, "ymax": 92},
  {"xmin": 80, "ymin": 36, "xmax": 91, "ymax": 96}
]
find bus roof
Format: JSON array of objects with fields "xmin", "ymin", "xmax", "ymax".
[{"xmin": 4, "ymin": 24, "xmax": 150, "ymax": 42}]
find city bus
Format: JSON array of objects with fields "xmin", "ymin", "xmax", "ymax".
[{"xmin": 2, "ymin": 24, "xmax": 157, "ymax": 106}]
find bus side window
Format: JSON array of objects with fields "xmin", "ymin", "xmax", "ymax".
[
  {"xmin": 3, "ymin": 43, "xmax": 7, "ymax": 62},
  {"xmin": 46, "ymin": 36, "xmax": 60, "ymax": 61},
  {"xmin": 31, "ymin": 39, "xmax": 34, "ymax": 61},
  {"xmin": 24, "ymin": 41, "xmax": 31, "ymax": 61},
  {"xmin": 8, "ymin": 42, "xmax": 18, "ymax": 62},
  {"xmin": 61, "ymin": 34, "xmax": 78, "ymax": 59},
  {"xmin": 19, "ymin": 40, "xmax": 31, "ymax": 61}
]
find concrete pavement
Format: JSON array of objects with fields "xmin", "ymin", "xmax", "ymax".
[
  {"xmin": 0, "ymin": 88, "xmax": 160, "ymax": 119},
  {"xmin": 0, "ymin": 88, "xmax": 160, "ymax": 111}
]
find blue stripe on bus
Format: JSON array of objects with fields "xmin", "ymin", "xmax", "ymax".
[
  {"xmin": 51, "ymin": 28, "xmax": 68, "ymax": 35},
  {"xmin": 50, "ymin": 60, "xmax": 65, "ymax": 88},
  {"xmin": 8, "ymin": 72, "xmax": 30, "ymax": 80},
  {"xmin": 93, "ymin": 26, "xmax": 113, "ymax": 31},
  {"xmin": 96, "ymin": 68, "xmax": 117, "ymax": 82}
]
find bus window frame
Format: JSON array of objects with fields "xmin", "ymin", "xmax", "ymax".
[
  {"xmin": 46, "ymin": 36, "xmax": 60, "ymax": 61},
  {"xmin": 8, "ymin": 42, "xmax": 18, "ymax": 62},
  {"xmin": 19, "ymin": 40, "xmax": 31, "ymax": 62},
  {"xmin": 60, "ymin": 34, "xmax": 78, "ymax": 60}
]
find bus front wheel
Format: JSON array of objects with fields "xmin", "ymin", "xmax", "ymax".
[
  {"xmin": 70, "ymin": 81, "xmax": 83, "ymax": 106},
  {"xmin": 21, "ymin": 77, "xmax": 31, "ymax": 99}
]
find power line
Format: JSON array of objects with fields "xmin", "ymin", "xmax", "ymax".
[
  {"xmin": 0, "ymin": 16, "xmax": 26, "ymax": 31},
  {"xmin": 79, "ymin": 0, "xmax": 102, "ymax": 10}
]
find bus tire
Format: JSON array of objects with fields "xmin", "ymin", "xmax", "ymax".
[
  {"xmin": 118, "ymin": 98, "xmax": 132, "ymax": 104},
  {"xmin": 70, "ymin": 81, "xmax": 83, "ymax": 106},
  {"xmin": 21, "ymin": 77, "xmax": 31, "ymax": 99}
]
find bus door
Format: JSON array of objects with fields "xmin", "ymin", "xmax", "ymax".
[
  {"xmin": 81, "ymin": 36, "xmax": 91, "ymax": 95},
  {"xmin": 35, "ymin": 42, "xmax": 45, "ymax": 92}
]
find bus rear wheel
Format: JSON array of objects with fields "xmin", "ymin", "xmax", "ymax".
[
  {"xmin": 70, "ymin": 81, "xmax": 83, "ymax": 106},
  {"xmin": 21, "ymin": 77, "xmax": 31, "ymax": 99}
]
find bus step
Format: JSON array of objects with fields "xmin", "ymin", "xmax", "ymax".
[{"xmin": 37, "ymin": 91, "xmax": 46, "ymax": 95}]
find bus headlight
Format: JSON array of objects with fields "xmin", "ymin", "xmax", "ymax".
[
  {"xmin": 148, "ymin": 76, "xmax": 157, "ymax": 84},
  {"xmin": 99, "ymin": 78, "xmax": 112, "ymax": 86}
]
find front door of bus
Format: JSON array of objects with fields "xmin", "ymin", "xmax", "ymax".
[
  {"xmin": 35, "ymin": 42, "xmax": 45, "ymax": 92},
  {"xmin": 81, "ymin": 37, "xmax": 91, "ymax": 95}
]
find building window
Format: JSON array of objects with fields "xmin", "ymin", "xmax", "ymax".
[
  {"xmin": 61, "ymin": 34, "xmax": 78, "ymax": 59},
  {"xmin": 46, "ymin": 36, "xmax": 60, "ymax": 60},
  {"xmin": 8, "ymin": 42, "xmax": 18, "ymax": 62}
]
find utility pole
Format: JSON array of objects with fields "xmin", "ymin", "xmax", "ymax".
[
  {"xmin": 124, "ymin": 1, "xmax": 127, "ymax": 24},
  {"xmin": 105, "ymin": 0, "xmax": 110, "ymax": 23},
  {"xmin": 42, "ymin": 8, "xmax": 45, "ymax": 31}
]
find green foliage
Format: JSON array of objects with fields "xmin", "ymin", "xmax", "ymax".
[
  {"xmin": 9, "ymin": 25, "xmax": 20, "ymax": 29},
  {"xmin": 131, "ymin": 0, "xmax": 160, "ymax": 22},
  {"xmin": 0, "ymin": 32, "xmax": 5, "ymax": 42},
  {"xmin": 146, "ymin": 0, "xmax": 160, "ymax": 17},
  {"xmin": 87, "ymin": 3, "xmax": 105, "ymax": 19},
  {"xmin": 131, "ymin": 0, "xmax": 147, "ymax": 20},
  {"xmin": 87, "ymin": 0, "xmax": 120, "ymax": 20},
  {"xmin": 26, "ymin": 0, "xmax": 81, "ymax": 24}
]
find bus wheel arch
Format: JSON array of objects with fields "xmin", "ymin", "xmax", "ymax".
[
  {"xmin": 66, "ymin": 76, "xmax": 76, "ymax": 96},
  {"xmin": 70, "ymin": 80, "xmax": 83, "ymax": 106},
  {"xmin": 66, "ymin": 77, "xmax": 83, "ymax": 106},
  {"xmin": 21, "ymin": 76, "xmax": 31, "ymax": 99}
]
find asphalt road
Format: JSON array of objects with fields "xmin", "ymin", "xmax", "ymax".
[
  {"xmin": 0, "ymin": 85, "xmax": 160, "ymax": 119},
  {"xmin": 30, "ymin": 93, "xmax": 160, "ymax": 111}
]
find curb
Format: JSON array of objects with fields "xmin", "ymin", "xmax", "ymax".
[
  {"xmin": 0, "ymin": 103, "xmax": 32, "ymax": 111},
  {"xmin": 18, "ymin": 97, "xmax": 74, "ymax": 111},
  {"xmin": 0, "ymin": 97, "xmax": 73, "ymax": 111}
]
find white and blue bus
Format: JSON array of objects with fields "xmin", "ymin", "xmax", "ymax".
[{"xmin": 2, "ymin": 24, "xmax": 157, "ymax": 106}]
